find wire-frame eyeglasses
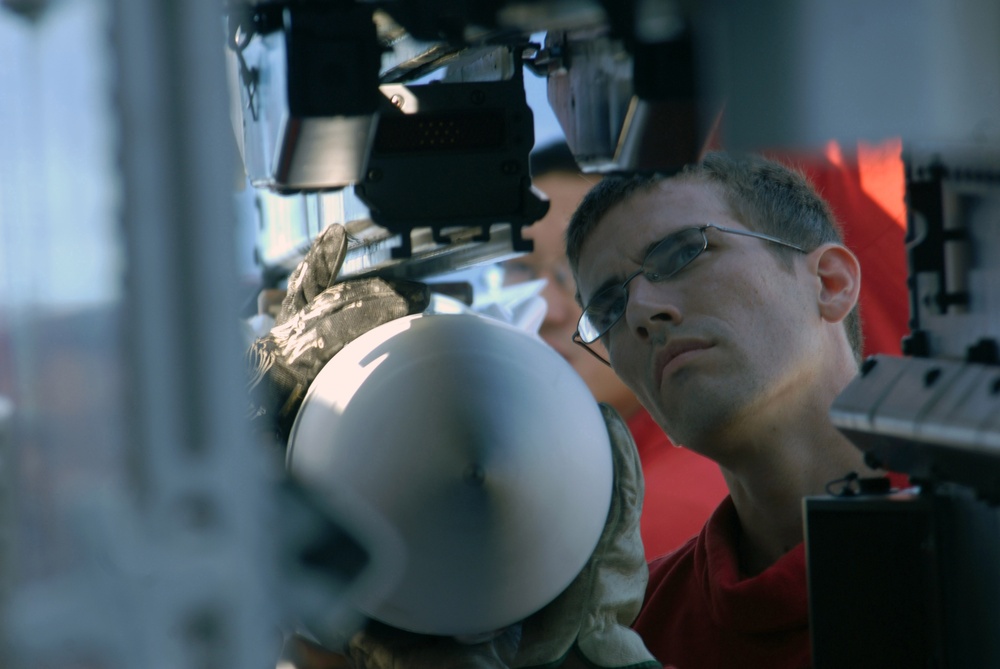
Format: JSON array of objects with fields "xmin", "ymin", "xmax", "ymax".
[{"xmin": 572, "ymin": 223, "xmax": 807, "ymax": 366}]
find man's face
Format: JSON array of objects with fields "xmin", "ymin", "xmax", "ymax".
[
  {"xmin": 504, "ymin": 172, "xmax": 638, "ymax": 416},
  {"xmin": 575, "ymin": 179, "xmax": 822, "ymax": 454}
]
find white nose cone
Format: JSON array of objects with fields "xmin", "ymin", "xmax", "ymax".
[{"xmin": 286, "ymin": 312, "xmax": 613, "ymax": 637}]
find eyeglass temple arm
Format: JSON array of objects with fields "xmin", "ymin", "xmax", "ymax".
[
  {"xmin": 709, "ymin": 224, "xmax": 808, "ymax": 253},
  {"xmin": 572, "ymin": 331, "xmax": 612, "ymax": 367}
]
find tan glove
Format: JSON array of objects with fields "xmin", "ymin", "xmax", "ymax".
[
  {"xmin": 246, "ymin": 224, "xmax": 430, "ymax": 443},
  {"xmin": 339, "ymin": 403, "xmax": 657, "ymax": 669},
  {"xmin": 510, "ymin": 403, "xmax": 658, "ymax": 669}
]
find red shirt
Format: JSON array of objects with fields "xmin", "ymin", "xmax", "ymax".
[
  {"xmin": 633, "ymin": 497, "xmax": 811, "ymax": 669},
  {"xmin": 630, "ymin": 408, "xmax": 730, "ymax": 561}
]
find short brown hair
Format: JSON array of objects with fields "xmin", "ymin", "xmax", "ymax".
[{"xmin": 565, "ymin": 152, "xmax": 863, "ymax": 363}]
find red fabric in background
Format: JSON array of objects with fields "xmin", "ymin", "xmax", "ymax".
[
  {"xmin": 771, "ymin": 139, "xmax": 910, "ymax": 359},
  {"xmin": 774, "ymin": 140, "xmax": 911, "ymax": 491}
]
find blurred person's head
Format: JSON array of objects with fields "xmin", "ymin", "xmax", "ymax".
[{"xmin": 503, "ymin": 143, "xmax": 642, "ymax": 419}]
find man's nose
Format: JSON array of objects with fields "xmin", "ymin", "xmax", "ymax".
[{"xmin": 623, "ymin": 274, "xmax": 683, "ymax": 340}]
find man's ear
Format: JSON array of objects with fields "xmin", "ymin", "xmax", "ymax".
[{"xmin": 810, "ymin": 244, "xmax": 861, "ymax": 324}]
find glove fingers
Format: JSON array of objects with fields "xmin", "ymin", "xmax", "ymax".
[
  {"xmin": 278, "ymin": 224, "xmax": 350, "ymax": 324},
  {"xmin": 259, "ymin": 277, "xmax": 431, "ymax": 439},
  {"xmin": 273, "ymin": 278, "xmax": 430, "ymax": 367}
]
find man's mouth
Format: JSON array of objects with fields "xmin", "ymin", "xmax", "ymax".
[{"xmin": 655, "ymin": 339, "xmax": 713, "ymax": 387}]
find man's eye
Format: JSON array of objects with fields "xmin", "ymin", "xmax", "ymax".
[
  {"xmin": 672, "ymin": 241, "xmax": 703, "ymax": 266},
  {"xmin": 649, "ymin": 240, "xmax": 703, "ymax": 278},
  {"xmin": 589, "ymin": 290, "xmax": 623, "ymax": 325}
]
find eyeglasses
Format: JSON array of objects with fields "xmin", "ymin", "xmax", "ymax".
[{"xmin": 572, "ymin": 224, "xmax": 807, "ymax": 365}]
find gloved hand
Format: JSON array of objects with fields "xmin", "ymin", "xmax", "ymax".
[
  {"xmin": 246, "ymin": 224, "xmax": 431, "ymax": 444},
  {"xmin": 509, "ymin": 403, "xmax": 659, "ymax": 669},
  {"xmin": 257, "ymin": 227, "xmax": 656, "ymax": 668},
  {"xmin": 341, "ymin": 403, "xmax": 659, "ymax": 669}
]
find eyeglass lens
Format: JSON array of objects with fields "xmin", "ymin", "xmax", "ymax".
[{"xmin": 579, "ymin": 226, "xmax": 708, "ymax": 342}]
